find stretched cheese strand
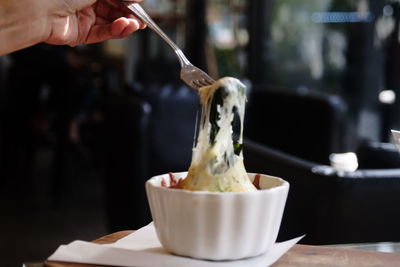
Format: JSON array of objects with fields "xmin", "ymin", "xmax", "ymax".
[{"xmin": 180, "ymin": 77, "xmax": 256, "ymax": 192}]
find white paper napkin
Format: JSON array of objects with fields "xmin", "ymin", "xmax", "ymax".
[{"xmin": 48, "ymin": 223, "xmax": 303, "ymax": 267}]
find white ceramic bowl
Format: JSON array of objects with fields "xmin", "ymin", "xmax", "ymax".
[{"xmin": 145, "ymin": 172, "xmax": 289, "ymax": 260}]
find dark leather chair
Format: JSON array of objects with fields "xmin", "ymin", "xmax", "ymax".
[
  {"xmin": 136, "ymin": 84, "xmax": 199, "ymax": 177},
  {"xmin": 243, "ymin": 138, "xmax": 400, "ymax": 245},
  {"xmin": 245, "ymin": 89, "xmax": 349, "ymax": 164},
  {"xmin": 103, "ymin": 84, "xmax": 198, "ymax": 231}
]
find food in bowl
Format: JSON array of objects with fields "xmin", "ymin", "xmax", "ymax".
[
  {"xmin": 145, "ymin": 77, "xmax": 289, "ymax": 260},
  {"xmin": 146, "ymin": 172, "xmax": 289, "ymax": 260}
]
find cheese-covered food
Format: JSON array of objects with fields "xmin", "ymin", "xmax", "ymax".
[{"xmin": 178, "ymin": 77, "xmax": 257, "ymax": 192}]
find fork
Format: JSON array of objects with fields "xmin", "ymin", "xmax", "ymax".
[{"xmin": 105, "ymin": 0, "xmax": 215, "ymax": 90}]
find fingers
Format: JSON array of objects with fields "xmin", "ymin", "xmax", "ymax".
[
  {"xmin": 113, "ymin": 17, "xmax": 142, "ymax": 38},
  {"xmin": 78, "ymin": 0, "xmax": 146, "ymax": 45},
  {"xmin": 86, "ymin": 17, "xmax": 141, "ymax": 44},
  {"xmin": 127, "ymin": 14, "xmax": 147, "ymax": 29}
]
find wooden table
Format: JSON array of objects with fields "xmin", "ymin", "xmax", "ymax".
[{"xmin": 44, "ymin": 231, "xmax": 400, "ymax": 267}]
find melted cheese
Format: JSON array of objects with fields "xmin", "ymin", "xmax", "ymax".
[{"xmin": 180, "ymin": 77, "xmax": 256, "ymax": 192}]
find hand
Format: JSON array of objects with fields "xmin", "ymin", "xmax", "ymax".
[
  {"xmin": 45, "ymin": 0, "xmax": 146, "ymax": 46},
  {"xmin": 0, "ymin": 0, "xmax": 146, "ymax": 55}
]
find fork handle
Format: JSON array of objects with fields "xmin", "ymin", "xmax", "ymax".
[{"xmin": 111, "ymin": 1, "xmax": 191, "ymax": 68}]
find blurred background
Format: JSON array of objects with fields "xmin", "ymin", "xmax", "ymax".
[{"xmin": 2, "ymin": 0, "xmax": 400, "ymax": 265}]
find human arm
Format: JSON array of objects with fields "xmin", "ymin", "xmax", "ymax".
[{"xmin": 0, "ymin": 0, "xmax": 145, "ymax": 55}]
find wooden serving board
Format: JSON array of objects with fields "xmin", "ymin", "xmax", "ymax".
[
  {"xmin": 44, "ymin": 231, "xmax": 133, "ymax": 267},
  {"xmin": 44, "ymin": 231, "xmax": 400, "ymax": 267},
  {"xmin": 273, "ymin": 244, "xmax": 400, "ymax": 267}
]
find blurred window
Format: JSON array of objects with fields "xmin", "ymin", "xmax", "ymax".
[{"xmin": 248, "ymin": 0, "xmax": 400, "ymax": 141}]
